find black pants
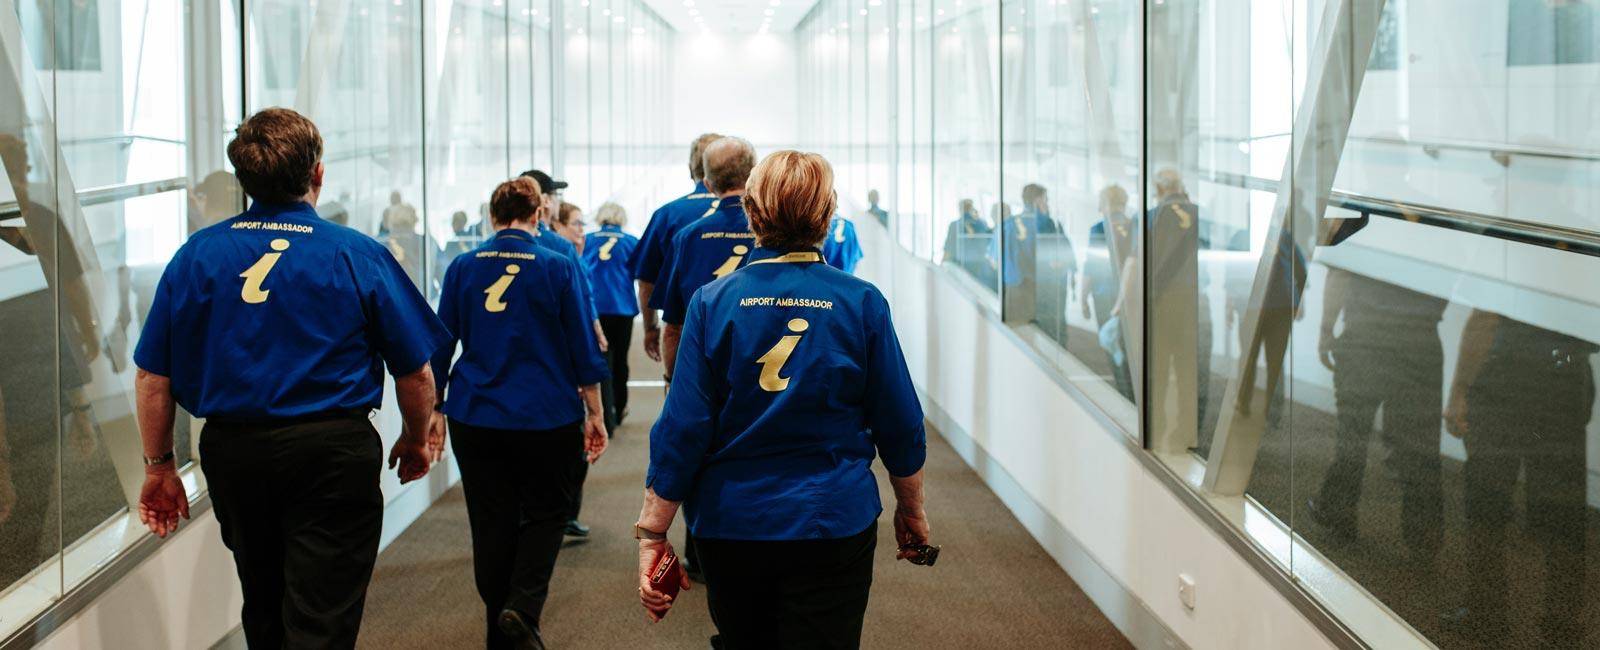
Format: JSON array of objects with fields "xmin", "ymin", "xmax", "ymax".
[
  {"xmin": 199, "ymin": 413, "xmax": 383, "ymax": 649},
  {"xmin": 1463, "ymin": 354, "xmax": 1591, "ymax": 644},
  {"xmin": 599, "ymin": 314, "xmax": 635, "ymax": 417},
  {"xmin": 1316, "ymin": 326, "xmax": 1444, "ymax": 554},
  {"xmin": 450, "ymin": 418, "xmax": 583, "ymax": 648},
  {"xmin": 696, "ymin": 522, "xmax": 877, "ymax": 650}
]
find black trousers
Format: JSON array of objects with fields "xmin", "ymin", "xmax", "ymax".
[
  {"xmin": 199, "ymin": 413, "xmax": 383, "ymax": 649},
  {"xmin": 1463, "ymin": 354, "xmax": 1591, "ymax": 644},
  {"xmin": 1316, "ymin": 326, "xmax": 1444, "ymax": 554},
  {"xmin": 599, "ymin": 314, "xmax": 635, "ymax": 417},
  {"xmin": 450, "ymin": 418, "xmax": 583, "ymax": 648},
  {"xmin": 696, "ymin": 522, "xmax": 877, "ymax": 650}
]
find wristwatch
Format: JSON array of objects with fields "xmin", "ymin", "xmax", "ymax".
[
  {"xmin": 633, "ymin": 524, "xmax": 667, "ymax": 541},
  {"xmin": 143, "ymin": 450, "xmax": 175, "ymax": 466}
]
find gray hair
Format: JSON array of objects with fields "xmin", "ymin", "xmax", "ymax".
[
  {"xmin": 702, "ymin": 136, "xmax": 756, "ymax": 194},
  {"xmin": 595, "ymin": 202, "xmax": 627, "ymax": 227}
]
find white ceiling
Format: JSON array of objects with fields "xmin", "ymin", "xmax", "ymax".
[{"xmin": 640, "ymin": 0, "xmax": 820, "ymax": 34}]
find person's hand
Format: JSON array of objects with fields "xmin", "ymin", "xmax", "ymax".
[
  {"xmin": 1317, "ymin": 329, "xmax": 1336, "ymax": 371},
  {"xmin": 426, "ymin": 411, "xmax": 448, "ymax": 463},
  {"xmin": 388, "ymin": 431, "xmax": 431, "ymax": 483},
  {"xmin": 79, "ymin": 326, "xmax": 100, "ymax": 363},
  {"xmin": 595, "ymin": 321, "xmax": 610, "ymax": 354},
  {"xmin": 893, "ymin": 505, "xmax": 932, "ymax": 561},
  {"xmin": 138, "ymin": 465, "xmax": 189, "ymax": 538},
  {"xmin": 643, "ymin": 326, "xmax": 662, "ymax": 362},
  {"xmin": 638, "ymin": 539, "xmax": 690, "ymax": 622},
  {"xmin": 67, "ymin": 406, "xmax": 99, "ymax": 461},
  {"xmin": 583, "ymin": 413, "xmax": 608, "ymax": 463},
  {"xmin": 1443, "ymin": 389, "xmax": 1470, "ymax": 439}
]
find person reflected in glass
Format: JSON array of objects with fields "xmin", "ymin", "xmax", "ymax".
[
  {"xmin": 432, "ymin": 177, "xmax": 609, "ymax": 650},
  {"xmin": 820, "ymin": 211, "xmax": 863, "ymax": 274},
  {"xmin": 437, "ymin": 209, "xmax": 480, "ymax": 287},
  {"xmin": 941, "ymin": 198, "xmax": 990, "ymax": 274},
  {"xmin": 189, "ymin": 170, "xmax": 244, "ymax": 233},
  {"xmin": 1305, "ymin": 267, "xmax": 1444, "ymax": 559},
  {"xmin": 380, "ymin": 190, "xmax": 418, "ymax": 238},
  {"xmin": 316, "ymin": 190, "xmax": 351, "ymax": 228},
  {"xmin": 381, "ymin": 195, "xmax": 426, "ymax": 290},
  {"xmin": 132, "ymin": 108, "xmax": 446, "ymax": 648},
  {"xmin": 1080, "ymin": 185, "xmax": 1134, "ymax": 398},
  {"xmin": 636, "ymin": 150, "xmax": 931, "ymax": 648},
  {"xmin": 1443, "ymin": 310, "xmax": 1592, "ymax": 645},
  {"xmin": 0, "ymin": 133, "xmax": 102, "ymax": 580},
  {"xmin": 583, "ymin": 202, "xmax": 640, "ymax": 425},
  {"xmin": 1146, "ymin": 168, "xmax": 1213, "ymax": 451},
  {"xmin": 865, "ymin": 189, "xmax": 888, "ymax": 227}
]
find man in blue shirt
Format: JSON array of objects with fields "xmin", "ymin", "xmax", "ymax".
[
  {"xmin": 132, "ymin": 109, "xmax": 448, "ymax": 649},
  {"xmin": 820, "ymin": 213, "xmax": 863, "ymax": 274},
  {"xmin": 657, "ymin": 136, "xmax": 758, "ymax": 377},
  {"xmin": 583, "ymin": 203, "xmax": 641, "ymax": 423},
  {"xmin": 632, "ymin": 133, "xmax": 723, "ymax": 362}
]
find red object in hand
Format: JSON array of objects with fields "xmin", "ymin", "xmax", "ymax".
[{"xmin": 650, "ymin": 549, "xmax": 683, "ymax": 601}]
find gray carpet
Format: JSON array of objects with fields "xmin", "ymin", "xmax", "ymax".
[{"xmin": 358, "ymin": 385, "xmax": 1131, "ymax": 649}]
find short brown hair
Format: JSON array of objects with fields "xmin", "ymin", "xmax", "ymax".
[
  {"xmin": 557, "ymin": 201, "xmax": 583, "ymax": 227},
  {"xmin": 490, "ymin": 177, "xmax": 542, "ymax": 225},
  {"xmin": 227, "ymin": 108, "xmax": 323, "ymax": 204},
  {"xmin": 703, "ymin": 137, "xmax": 756, "ymax": 195},
  {"xmin": 689, "ymin": 133, "xmax": 723, "ymax": 181},
  {"xmin": 745, "ymin": 150, "xmax": 835, "ymax": 250}
]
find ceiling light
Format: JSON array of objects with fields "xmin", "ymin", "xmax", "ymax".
[
  {"xmin": 764, "ymin": 8, "xmax": 774, "ymax": 15},
  {"xmin": 601, "ymin": 8, "xmax": 610, "ymax": 16},
  {"xmin": 614, "ymin": 16, "xmax": 625, "ymax": 23},
  {"xmin": 858, "ymin": 8, "xmax": 867, "ymax": 15},
  {"xmin": 683, "ymin": 0, "xmax": 694, "ymax": 5}
]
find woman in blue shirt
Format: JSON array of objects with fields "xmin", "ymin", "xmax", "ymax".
[
  {"xmin": 635, "ymin": 151, "xmax": 932, "ymax": 649},
  {"xmin": 432, "ymin": 177, "xmax": 610, "ymax": 649},
  {"xmin": 582, "ymin": 202, "xmax": 641, "ymax": 422}
]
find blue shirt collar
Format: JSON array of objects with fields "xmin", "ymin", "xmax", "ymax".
[
  {"xmin": 243, "ymin": 200, "xmax": 316, "ymax": 218},
  {"xmin": 693, "ymin": 181, "xmax": 709, "ymax": 194},
  {"xmin": 493, "ymin": 228, "xmax": 537, "ymax": 243},
  {"xmin": 746, "ymin": 245, "xmax": 823, "ymax": 264},
  {"xmin": 600, "ymin": 224, "xmax": 624, "ymax": 233},
  {"xmin": 715, "ymin": 194, "xmax": 743, "ymax": 209}
]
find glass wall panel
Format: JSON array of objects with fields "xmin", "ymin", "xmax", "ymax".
[{"xmin": 0, "ymin": 0, "xmax": 661, "ymax": 638}]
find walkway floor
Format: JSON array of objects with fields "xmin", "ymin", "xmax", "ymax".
[{"xmin": 358, "ymin": 386, "xmax": 1130, "ymax": 649}]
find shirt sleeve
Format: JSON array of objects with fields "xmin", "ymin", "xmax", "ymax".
[
  {"xmin": 632, "ymin": 205, "xmax": 671, "ymax": 283},
  {"xmin": 357, "ymin": 245, "xmax": 451, "ymax": 377},
  {"xmin": 429, "ymin": 259, "xmax": 462, "ymax": 397},
  {"xmin": 559, "ymin": 258, "xmax": 610, "ymax": 386},
  {"xmin": 658, "ymin": 235, "xmax": 690, "ymax": 324},
  {"xmin": 862, "ymin": 291, "xmax": 926, "ymax": 477},
  {"xmin": 132, "ymin": 260, "xmax": 177, "ymax": 377},
  {"xmin": 646, "ymin": 294, "xmax": 718, "ymax": 501}
]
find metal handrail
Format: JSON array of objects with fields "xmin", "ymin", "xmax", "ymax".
[
  {"xmin": 0, "ymin": 176, "xmax": 190, "ymax": 221},
  {"xmin": 1197, "ymin": 168, "xmax": 1600, "ymax": 258}
]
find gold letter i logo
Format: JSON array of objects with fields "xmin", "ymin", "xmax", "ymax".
[
  {"xmin": 240, "ymin": 238, "xmax": 290, "ymax": 304},
  {"xmin": 757, "ymin": 318, "xmax": 808, "ymax": 392},
  {"xmin": 712, "ymin": 244, "xmax": 750, "ymax": 279},
  {"xmin": 484, "ymin": 264, "xmax": 520, "ymax": 312}
]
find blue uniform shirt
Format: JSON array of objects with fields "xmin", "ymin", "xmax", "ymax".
[
  {"xmin": 632, "ymin": 182, "xmax": 720, "ymax": 306},
  {"xmin": 534, "ymin": 223, "xmax": 599, "ymax": 323},
  {"xmin": 582, "ymin": 224, "xmax": 641, "ymax": 317},
  {"xmin": 989, "ymin": 208, "xmax": 1064, "ymax": 286},
  {"xmin": 820, "ymin": 215, "xmax": 863, "ymax": 274},
  {"xmin": 656, "ymin": 195, "xmax": 754, "ymax": 325},
  {"xmin": 134, "ymin": 201, "xmax": 449, "ymax": 419},
  {"xmin": 431, "ymin": 229, "xmax": 609, "ymax": 430},
  {"xmin": 647, "ymin": 246, "xmax": 927, "ymax": 540}
]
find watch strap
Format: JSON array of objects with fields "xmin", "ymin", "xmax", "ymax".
[
  {"xmin": 143, "ymin": 450, "xmax": 176, "ymax": 466},
  {"xmin": 633, "ymin": 524, "xmax": 667, "ymax": 541}
]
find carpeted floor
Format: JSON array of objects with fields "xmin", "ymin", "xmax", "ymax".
[{"xmin": 357, "ymin": 385, "xmax": 1131, "ymax": 649}]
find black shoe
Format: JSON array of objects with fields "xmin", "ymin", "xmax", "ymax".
[
  {"xmin": 1304, "ymin": 497, "xmax": 1357, "ymax": 543},
  {"xmin": 709, "ymin": 634, "xmax": 724, "ymax": 650},
  {"xmin": 497, "ymin": 609, "xmax": 546, "ymax": 650},
  {"xmin": 564, "ymin": 520, "xmax": 590, "ymax": 538}
]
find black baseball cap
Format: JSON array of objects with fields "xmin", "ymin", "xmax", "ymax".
[{"xmin": 519, "ymin": 169, "xmax": 568, "ymax": 194}]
